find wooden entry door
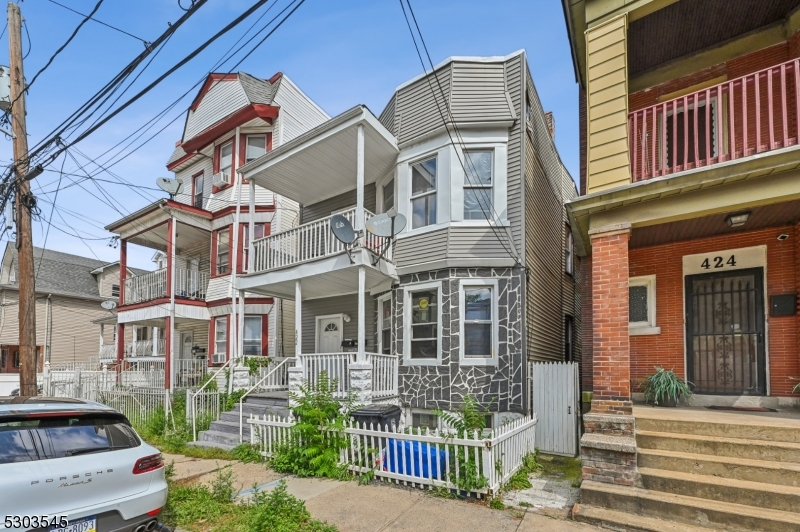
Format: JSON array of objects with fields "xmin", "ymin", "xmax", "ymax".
[{"xmin": 685, "ymin": 268, "xmax": 766, "ymax": 395}]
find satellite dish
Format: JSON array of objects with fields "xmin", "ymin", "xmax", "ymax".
[
  {"xmin": 330, "ymin": 214, "xmax": 356, "ymax": 245},
  {"xmin": 156, "ymin": 177, "xmax": 183, "ymax": 198},
  {"xmin": 101, "ymin": 300, "xmax": 117, "ymax": 310},
  {"xmin": 366, "ymin": 212, "xmax": 406, "ymax": 237}
]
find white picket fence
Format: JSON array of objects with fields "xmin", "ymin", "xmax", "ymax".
[
  {"xmin": 528, "ymin": 361, "xmax": 580, "ymax": 456},
  {"xmin": 249, "ymin": 414, "xmax": 537, "ymax": 496},
  {"xmin": 98, "ymin": 387, "xmax": 169, "ymax": 428}
]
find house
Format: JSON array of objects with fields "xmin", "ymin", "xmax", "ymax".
[
  {"xmin": 103, "ymin": 71, "xmax": 329, "ymax": 389},
  {"xmin": 563, "ymin": 0, "xmax": 800, "ymax": 529},
  {"xmin": 0, "ymin": 243, "xmax": 144, "ymax": 394},
  {"xmin": 232, "ymin": 50, "xmax": 579, "ymax": 429}
]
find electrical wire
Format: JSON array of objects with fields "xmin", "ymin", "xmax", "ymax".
[{"xmin": 45, "ymin": 0, "xmax": 149, "ymax": 45}]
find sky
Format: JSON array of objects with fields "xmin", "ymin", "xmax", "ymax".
[{"xmin": 0, "ymin": 0, "xmax": 578, "ymax": 270}]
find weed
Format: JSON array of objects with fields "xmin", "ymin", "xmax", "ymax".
[
  {"xmin": 434, "ymin": 395, "xmax": 492, "ymax": 494},
  {"xmin": 489, "ymin": 497, "xmax": 505, "ymax": 510},
  {"xmin": 502, "ymin": 452, "xmax": 544, "ymax": 492},
  {"xmin": 519, "ymin": 502, "xmax": 532, "ymax": 508},
  {"xmin": 210, "ymin": 467, "xmax": 235, "ymax": 503},
  {"xmin": 247, "ymin": 480, "xmax": 337, "ymax": 532},
  {"xmin": 231, "ymin": 443, "xmax": 264, "ymax": 464}
]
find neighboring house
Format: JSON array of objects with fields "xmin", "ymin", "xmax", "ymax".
[
  {"xmin": 235, "ymin": 50, "xmax": 579, "ymax": 427},
  {"xmin": 104, "ymin": 71, "xmax": 329, "ymax": 388},
  {"xmin": 0, "ymin": 243, "xmax": 143, "ymax": 393},
  {"xmin": 563, "ymin": 0, "xmax": 800, "ymax": 529}
]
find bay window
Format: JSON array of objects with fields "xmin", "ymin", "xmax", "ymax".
[
  {"xmin": 459, "ymin": 279, "xmax": 498, "ymax": 365},
  {"xmin": 219, "ymin": 141, "xmax": 233, "ymax": 178},
  {"xmin": 214, "ymin": 317, "xmax": 227, "ymax": 357},
  {"xmin": 379, "ymin": 296, "xmax": 392, "ymax": 355},
  {"xmin": 404, "ymin": 282, "xmax": 441, "ymax": 364},
  {"xmin": 246, "ymin": 135, "xmax": 267, "ymax": 163},
  {"xmin": 216, "ymin": 229, "xmax": 229, "ymax": 274},
  {"xmin": 243, "ymin": 316, "xmax": 262, "ymax": 356},
  {"xmin": 463, "ymin": 150, "xmax": 493, "ymax": 220},
  {"xmin": 410, "ymin": 156, "xmax": 437, "ymax": 229}
]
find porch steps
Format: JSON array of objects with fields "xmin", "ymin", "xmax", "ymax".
[
  {"xmin": 188, "ymin": 393, "xmax": 290, "ymax": 450},
  {"xmin": 574, "ymin": 409, "xmax": 800, "ymax": 531}
]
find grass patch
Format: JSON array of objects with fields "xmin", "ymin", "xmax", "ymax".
[{"xmin": 537, "ymin": 453, "xmax": 582, "ymax": 488}]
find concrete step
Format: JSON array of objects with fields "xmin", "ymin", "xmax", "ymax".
[
  {"xmin": 636, "ymin": 415, "xmax": 800, "ymax": 444},
  {"xmin": 639, "ymin": 467, "xmax": 800, "ymax": 513},
  {"xmin": 245, "ymin": 393, "xmax": 289, "ymax": 407},
  {"xmin": 636, "ymin": 430, "xmax": 800, "ymax": 463},
  {"xmin": 228, "ymin": 403, "xmax": 292, "ymax": 418},
  {"xmin": 638, "ymin": 448, "xmax": 800, "ymax": 487},
  {"xmin": 572, "ymin": 504, "xmax": 712, "ymax": 532},
  {"xmin": 185, "ymin": 439, "xmax": 236, "ymax": 452},
  {"xmin": 197, "ymin": 429, "xmax": 242, "ymax": 448},
  {"xmin": 208, "ymin": 419, "xmax": 251, "ymax": 437},
  {"xmin": 580, "ymin": 480, "xmax": 800, "ymax": 532}
]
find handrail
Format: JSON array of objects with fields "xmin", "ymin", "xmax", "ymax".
[
  {"xmin": 238, "ymin": 357, "xmax": 294, "ymax": 443},
  {"xmin": 191, "ymin": 357, "xmax": 233, "ymax": 441}
]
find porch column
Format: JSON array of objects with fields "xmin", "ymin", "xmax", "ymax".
[
  {"xmin": 357, "ymin": 266, "xmax": 366, "ymax": 363},
  {"xmin": 580, "ymin": 223, "xmax": 637, "ymax": 488},
  {"xmin": 167, "ymin": 216, "xmax": 176, "ymax": 391},
  {"xmin": 164, "ymin": 316, "xmax": 172, "ymax": 390},
  {"xmin": 248, "ymin": 180, "xmax": 256, "ymax": 273},
  {"xmin": 119, "ymin": 240, "xmax": 127, "ymax": 305},
  {"xmin": 355, "ymin": 123, "xmax": 365, "ymax": 241},
  {"xmin": 116, "ymin": 323, "xmax": 124, "ymax": 378},
  {"xmin": 295, "ymin": 280, "xmax": 302, "ymax": 357}
]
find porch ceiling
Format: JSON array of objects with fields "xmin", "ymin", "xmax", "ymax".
[
  {"xmin": 238, "ymin": 105, "xmax": 398, "ymax": 206},
  {"xmin": 128, "ymin": 220, "xmax": 209, "ymax": 254}
]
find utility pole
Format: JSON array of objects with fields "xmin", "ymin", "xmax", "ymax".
[{"xmin": 8, "ymin": 2, "xmax": 37, "ymax": 396}]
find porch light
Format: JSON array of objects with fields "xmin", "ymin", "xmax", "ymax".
[{"xmin": 726, "ymin": 212, "xmax": 750, "ymax": 228}]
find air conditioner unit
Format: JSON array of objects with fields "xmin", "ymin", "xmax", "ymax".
[
  {"xmin": 212, "ymin": 171, "xmax": 230, "ymax": 186},
  {"xmin": 212, "ymin": 353, "xmax": 226, "ymax": 364}
]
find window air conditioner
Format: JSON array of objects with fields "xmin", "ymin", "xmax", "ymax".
[
  {"xmin": 212, "ymin": 171, "xmax": 230, "ymax": 186},
  {"xmin": 212, "ymin": 353, "xmax": 226, "ymax": 364}
]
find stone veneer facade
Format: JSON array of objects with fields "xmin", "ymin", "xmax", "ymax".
[{"xmin": 378, "ymin": 267, "xmax": 525, "ymax": 414}]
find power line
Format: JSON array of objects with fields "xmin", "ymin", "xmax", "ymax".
[{"xmin": 45, "ymin": 0, "xmax": 149, "ymax": 45}]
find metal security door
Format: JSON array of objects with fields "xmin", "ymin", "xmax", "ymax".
[
  {"xmin": 529, "ymin": 362, "xmax": 580, "ymax": 456},
  {"xmin": 686, "ymin": 268, "xmax": 766, "ymax": 395}
]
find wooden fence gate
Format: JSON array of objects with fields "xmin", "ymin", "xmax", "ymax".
[{"xmin": 528, "ymin": 361, "xmax": 580, "ymax": 456}]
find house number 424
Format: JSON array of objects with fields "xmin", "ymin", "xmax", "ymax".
[{"xmin": 701, "ymin": 255, "xmax": 736, "ymax": 269}]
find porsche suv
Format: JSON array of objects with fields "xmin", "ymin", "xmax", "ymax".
[{"xmin": 0, "ymin": 397, "xmax": 168, "ymax": 532}]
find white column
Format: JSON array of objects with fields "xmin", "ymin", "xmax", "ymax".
[
  {"xmin": 355, "ymin": 123, "xmax": 365, "ymax": 239},
  {"xmin": 152, "ymin": 327, "xmax": 158, "ymax": 357},
  {"xmin": 357, "ymin": 266, "xmax": 366, "ymax": 363},
  {"xmin": 248, "ymin": 180, "xmax": 256, "ymax": 273},
  {"xmin": 99, "ymin": 323, "xmax": 104, "ymax": 353},
  {"xmin": 295, "ymin": 280, "xmax": 302, "ymax": 357},
  {"xmin": 169, "ymin": 217, "xmax": 177, "ymax": 393},
  {"xmin": 238, "ymin": 289, "xmax": 245, "ymax": 358},
  {"xmin": 231, "ymin": 126, "xmax": 243, "ymax": 368}
]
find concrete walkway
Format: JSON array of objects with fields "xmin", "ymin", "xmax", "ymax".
[{"xmin": 164, "ymin": 454, "xmax": 602, "ymax": 532}]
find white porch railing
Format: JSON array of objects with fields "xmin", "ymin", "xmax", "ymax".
[
  {"xmin": 126, "ymin": 339, "xmax": 166, "ymax": 357},
  {"xmin": 369, "ymin": 353, "xmax": 399, "ymax": 399},
  {"xmin": 298, "ymin": 353, "xmax": 354, "ymax": 398},
  {"xmin": 251, "ymin": 207, "xmax": 391, "ymax": 273},
  {"xmin": 175, "ymin": 359, "xmax": 208, "ymax": 388},
  {"xmin": 246, "ymin": 356, "xmax": 294, "ymax": 390},
  {"xmin": 174, "ymin": 268, "xmax": 208, "ymax": 300},
  {"xmin": 124, "ymin": 269, "xmax": 167, "ymax": 304},
  {"xmin": 121, "ymin": 360, "xmax": 165, "ymax": 388},
  {"xmin": 98, "ymin": 344, "xmax": 116, "ymax": 360}
]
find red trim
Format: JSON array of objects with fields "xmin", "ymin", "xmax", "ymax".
[
  {"xmin": 119, "ymin": 240, "xmax": 127, "ymax": 306},
  {"xmin": 182, "ymin": 104, "xmax": 278, "ymax": 154},
  {"xmin": 211, "ymin": 226, "xmax": 232, "ymax": 278},
  {"xmin": 164, "ymin": 316, "xmax": 171, "ymax": 389},
  {"xmin": 190, "ymin": 170, "xmax": 204, "ymax": 208},
  {"xmin": 190, "ymin": 73, "xmax": 239, "ymax": 111},
  {"xmin": 239, "ymin": 223, "xmax": 267, "ymax": 274},
  {"xmin": 207, "ymin": 320, "xmax": 215, "ymax": 366},
  {"xmin": 267, "ymin": 131, "xmax": 273, "ymax": 152},
  {"xmin": 261, "ymin": 314, "xmax": 269, "ymax": 356},
  {"xmin": 118, "ymin": 298, "xmax": 171, "ymax": 311},
  {"xmin": 268, "ymin": 72, "xmax": 283, "ymax": 84},
  {"xmin": 206, "ymin": 296, "xmax": 274, "ymax": 308},
  {"xmin": 116, "ymin": 323, "xmax": 125, "ymax": 365},
  {"xmin": 211, "ymin": 138, "xmax": 234, "ymax": 194},
  {"xmin": 211, "ymin": 205, "xmax": 274, "ymax": 219},
  {"xmin": 165, "ymin": 151, "xmax": 196, "ymax": 171},
  {"xmin": 238, "ymin": 133, "xmax": 247, "ymax": 169},
  {"xmin": 212, "ymin": 144, "xmax": 221, "ymax": 174},
  {"xmin": 164, "ymin": 199, "xmax": 212, "ymax": 219}
]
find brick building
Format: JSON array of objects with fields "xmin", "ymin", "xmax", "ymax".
[{"xmin": 563, "ymin": 0, "xmax": 800, "ymax": 529}]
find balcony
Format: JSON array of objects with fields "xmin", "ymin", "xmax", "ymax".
[
  {"xmin": 629, "ymin": 58, "xmax": 800, "ymax": 183},
  {"xmin": 126, "ymin": 338, "xmax": 166, "ymax": 358},
  {"xmin": 124, "ymin": 267, "xmax": 208, "ymax": 305},
  {"xmin": 251, "ymin": 207, "xmax": 390, "ymax": 274}
]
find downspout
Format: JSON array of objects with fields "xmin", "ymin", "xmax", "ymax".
[{"xmin": 229, "ymin": 126, "xmax": 242, "ymax": 393}]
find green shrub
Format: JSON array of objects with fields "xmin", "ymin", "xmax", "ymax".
[
  {"xmin": 644, "ymin": 366, "xmax": 692, "ymax": 405},
  {"xmin": 247, "ymin": 481, "xmax": 337, "ymax": 532},
  {"xmin": 232, "ymin": 443, "xmax": 264, "ymax": 463}
]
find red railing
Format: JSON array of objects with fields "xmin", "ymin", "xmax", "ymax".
[{"xmin": 629, "ymin": 58, "xmax": 800, "ymax": 182}]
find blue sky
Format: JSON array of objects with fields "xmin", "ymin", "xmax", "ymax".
[{"xmin": 0, "ymin": 0, "xmax": 577, "ymax": 270}]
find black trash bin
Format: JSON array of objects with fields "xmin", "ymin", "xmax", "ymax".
[{"xmin": 350, "ymin": 404, "xmax": 402, "ymax": 431}]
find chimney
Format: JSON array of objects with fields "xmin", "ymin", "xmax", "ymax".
[{"xmin": 544, "ymin": 112, "xmax": 555, "ymax": 140}]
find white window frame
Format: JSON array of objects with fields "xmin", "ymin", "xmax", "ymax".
[
  {"xmin": 193, "ymin": 173, "xmax": 204, "ymax": 208},
  {"xmin": 245, "ymin": 134, "xmax": 267, "ymax": 163},
  {"xmin": 377, "ymin": 293, "xmax": 392, "ymax": 355},
  {"xmin": 629, "ymin": 275, "xmax": 660, "ymax": 336},
  {"xmin": 566, "ymin": 227, "xmax": 574, "ymax": 275},
  {"xmin": 243, "ymin": 315, "xmax": 262, "ymax": 357},
  {"xmin": 409, "ymin": 155, "xmax": 438, "ymax": 229},
  {"xmin": 219, "ymin": 140, "xmax": 233, "ymax": 178},
  {"xmin": 458, "ymin": 279, "xmax": 499, "ymax": 366},
  {"xmin": 462, "ymin": 149, "xmax": 494, "ymax": 221},
  {"xmin": 403, "ymin": 281, "xmax": 443, "ymax": 366},
  {"xmin": 214, "ymin": 316, "xmax": 227, "ymax": 356}
]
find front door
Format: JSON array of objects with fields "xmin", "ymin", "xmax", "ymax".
[
  {"xmin": 181, "ymin": 333, "xmax": 193, "ymax": 359},
  {"xmin": 685, "ymin": 268, "xmax": 766, "ymax": 395},
  {"xmin": 317, "ymin": 316, "xmax": 342, "ymax": 353}
]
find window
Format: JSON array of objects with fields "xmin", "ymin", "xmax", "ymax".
[
  {"xmin": 379, "ymin": 296, "xmax": 392, "ymax": 355},
  {"xmin": 382, "ymin": 179, "xmax": 395, "ymax": 214},
  {"xmin": 565, "ymin": 227, "xmax": 574, "ymax": 275},
  {"xmin": 410, "ymin": 156, "xmax": 437, "ymax": 229},
  {"xmin": 214, "ymin": 317, "xmax": 227, "ymax": 356},
  {"xmin": 411, "ymin": 412, "xmax": 438, "ymax": 430},
  {"xmin": 242, "ymin": 224, "xmax": 266, "ymax": 271},
  {"xmin": 663, "ymin": 99, "xmax": 717, "ymax": 168},
  {"xmin": 111, "ymin": 284, "xmax": 120, "ymax": 298},
  {"xmin": 12, "ymin": 350, "xmax": 20, "ymax": 368},
  {"xmin": 243, "ymin": 316, "xmax": 262, "ymax": 356},
  {"xmin": 193, "ymin": 173, "xmax": 204, "ymax": 208},
  {"xmin": 405, "ymin": 282, "xmax": 440, "ymax": 364},
  {"xmin": 219, "ymin": 141, "xmax": 233, "ymax": 178},
  {"xmin": 246, "ymin": 135, "xmax": 267, "ymax": 163},
  {"xmin": 565, "ymin": 316, "xmax": 574, "ymax": 362},
  {"xmin": 459, "ymin": 280, "xmax": 498, "ymax": 365},
  {"xmin": 463, "ymin": 150, "xmax": 493, "ymax": 220},
  {"xmin": 9, "ymin": 261, "xmax": 15, "ymax": 283},
  {"xmin": 135, "ymin": 326, "xmax": 149, "ymax": 342},
  {"xmin": 629, "ymin": 275, "xmax": 659, "ymax": 335},
  {"xmin": 216, "ymin": 229, "xmax": 230, "ymax": 274}
]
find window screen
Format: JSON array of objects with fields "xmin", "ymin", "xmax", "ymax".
[{"xmin": 629, "ymin": 285, "xmax": 649, "ymax": 323}]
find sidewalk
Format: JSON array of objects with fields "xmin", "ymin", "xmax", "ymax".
[{"xmin": 164, "ymin": 453, "xmax": 601, "ymax": 532}]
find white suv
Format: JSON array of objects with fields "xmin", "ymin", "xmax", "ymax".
[{"xmin": 0, "ymin": 397, "xmax": 168, "ymax": 532}]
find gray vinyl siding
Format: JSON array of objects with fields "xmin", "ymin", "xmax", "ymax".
[
  {"xmin": 450, "ymin": 61, "xmax": 514, "ymax": 123},
  {"xmin": 300, "ymin": 184, "xmax": 376, "ymax": 225},
  {"xmin": 393, "ymin": 228, "xmax": 448, "ymax": 268},
  {"xmin": 273, "ymin": 298, "xmax": 294, "ymax": 357},
  {"xmin": 504, "ymin": 54, "xmax": 524, "ymax": 258},
  {"xmin": 301, "ymin": 294, "xmax": 376, "ymax": 353},
  {"xmin": 378, "ymin": 94, "xmax": 396, "ymax": 136},
  {"xmin": 173, "ymin": 321, "xmax": 209, "ymax": 357},
  {"xmin": 446, "ymin": 227, "xmax": 514, "ymax": 258},
  {"xmin": 394, "ymin": 65, "xmax": 452, "ymax": 145}
]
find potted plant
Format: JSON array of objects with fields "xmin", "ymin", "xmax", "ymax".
[{"xmin": 644, "ymin": 366, "xmax": 692, "ymax": 407}]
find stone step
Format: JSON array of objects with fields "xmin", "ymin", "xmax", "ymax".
[
  {"xmin": 639, "ymin": 467, "xmax": 800, "ymax": 513},
  {"xmin": 196, "ymin": 429, "xmax": 242, "ymax": 448},
  {"xmin": 636, "ymin": 430, "xmax": 800, "ymax": 463},
  {"xmin": 638, "ymin": 448, "xmax": 800, "ymax": 487},
  {"xmin": 636, "ymin": 415, "xmax": 800, "ymax": 444},
  {"xmin": 209, "ymin": 419, "xmax": 251, "ymax": 438},
  {"xmin": 572, "ymin": 504, "xmax": 712, "ymax": 532},
  {"xmin": 185, "ymin": 439, "xmax": 236, "ymax": 452},
  {"xmin": 580, "ymin": 480, "xmax": 800, "ymax": 532}
]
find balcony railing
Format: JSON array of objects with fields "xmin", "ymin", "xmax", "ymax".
[
  {"xmin": 126, "ymin": 339, "xmax": 166, "ymax": 358},
  {"xmin": 629, "ymin": 58, "xmax": 800, "ymax": 182},
  {"xmin": 124, "ymin": 267, "xmax": 208, "ymax": 304},
  {"xmin": 250, "ymin": 207, "xmax": 390, "ymax": 273},
  {"xmin": 98, "ymin": 344, "xmax": 116, "ymax": 360},
  {"xmin": 297, "ymin": 352, "xmax": 398, "ymax": 399}
]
